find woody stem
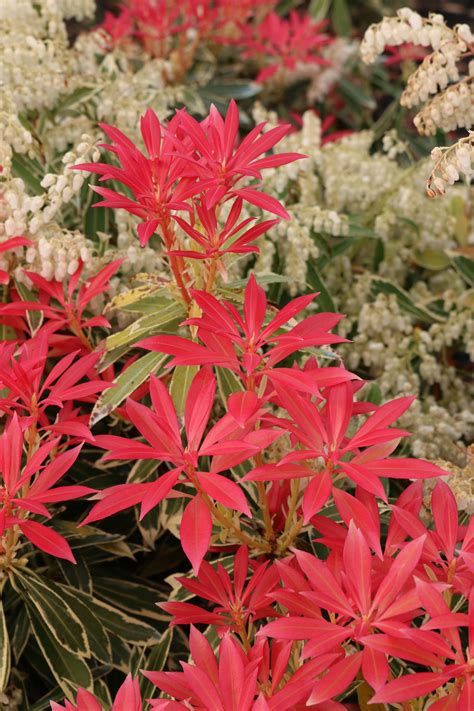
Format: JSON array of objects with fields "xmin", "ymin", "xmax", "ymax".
[
  {"xmin": 189, "ymin": 473, "xmax": 271, "ymax": 553},
  {"xmin": 283, "ymin": 478, "xmax": 300, "ymax": 536},
  {"xmin": 276, "ymin": 516, "xmax": 303, "ymax": 556},
  {"xmin": 207, "ymin": 496, "xmax": 271, "ymax": 553},
  {"xmin": 204, "ymin": 259, "xmax": 218, "ymax": 293},
  {"xmin": 68, "ymin": 312, "xmax": 93, "ymax": 352},
  {"xmin": 161, "ymin": 220, "xmax": 191, "ymax": 305}
]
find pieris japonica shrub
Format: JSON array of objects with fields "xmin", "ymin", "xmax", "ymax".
[{"xmin": 0, "ymin": 94, "xmax": 473, "ymax": 711}]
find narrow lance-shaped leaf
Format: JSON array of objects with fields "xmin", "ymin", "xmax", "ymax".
[{"xmin": 0, "ymin": 601, "xmax": 10, "ymax": 692}]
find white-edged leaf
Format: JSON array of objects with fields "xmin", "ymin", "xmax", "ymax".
[
  {"xmin": 106, "ymin": 302, "xmax": 184, "ymax": 351},
  {"xmin": 170, "ymin": 365, "xmax": 199, "ymax": 417},
  {"xmin": 0, "ymin": 601, "xmax": 10, "ymax": 691},
  {"xmin": 90, "ymin": 352, "xmax": 168, "ymax": 426},
  {"xmin": 18, "ymin": 572, "xmax": 89, "ymax": 657}
]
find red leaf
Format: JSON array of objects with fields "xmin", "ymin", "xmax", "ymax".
[
  {"xmin": 431, "ymin": 480, "xmax": 458, "ymax": 560},
  {"xmin": 185, "ymin": 367, "xmax": 215, "ymax": 451},
  {"xmin": 0, "ymin": 413, "xmax": 23, "ymax": 492},
  {"xmin": 361, "ymin": 646, "xmax": 389, "ymax": 692},
  {"xmin": 111, "ymin": 674, "xmax": 142, "ymax": 711},
  {"xmin": 28, "ymin": 444, "xmax": 83, "ymax": 497},
  {"xmin": 370, "ymin": 672, "xmax": 450, "ymax": 704},
  {"xmin": 327, "ymin": 382, "xmax": 352, "ymax": 449},
  {"xmin": 348, "ymin": 395, "xmax": 415, "ymax": 449},
  {"xmin": 343, "ymin": 522, "xmax": 372, "ymax": 615},
  {"xmin": 180, "ymin": 496, "xmax": 212, "ymax": 574},
  {"xmin": 244, "ymin": 463, "xmax": 312, "ymax": 481},
  {"xmin": 372, "ymin": 535, "xmax": 426, "ymax": 617},
  {"xmin": 140, "ymin": 467, "xmax": 182, "ymax": 519},
  {"xmin": 227, "ymin": 391, "xmax": 259, "ymax": 427},
  {"xmin": 81, "ymin": 484, "xmax": 149, "ymax": 524},
  {"xmin": 18, "ymin": 520, "xmax": 75, "ymax": 562},
  {"xmin": 302, "ymin": 469, "xmax": 332, "ymax": 523},
  {"xmin": 364, "ymin": 458, "xmax": 447, "ymax": 479},
  {"xmin": 195, "ymin": 471, "xmax": 251, "ymax": 516},
  {"xmin": 233, "ymin": 187, "xmax": 290, "ymax": 219},
  {"xmin": 307, "ymin": 652, "xmax": 362, "ymax": 705}
]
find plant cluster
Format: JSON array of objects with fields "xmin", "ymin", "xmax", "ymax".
[{"xmin": 0, "ymin": 93, "xmax": 472, "ymax": 710}]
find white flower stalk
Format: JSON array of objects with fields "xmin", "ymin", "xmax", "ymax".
[
  {"xmin": 361, "ymin": 9, "xmax": 459, "ymax": 66},
  {"xmin": 361, "ymin": 8, "xmax": 474, "ymax": 196},
  {"xmin": 415, "ymin": 79, "xmax": 474, "ymax": 136},
  {"xmin": 427, "ymin": 133, "xmax": 474, "ymax": 197}
]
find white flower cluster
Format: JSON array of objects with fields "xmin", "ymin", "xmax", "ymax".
[
  {"xmin": 24, "ymin": 225, "xmax": 93, "ymax": 281},
  {"xmin": 320, "ymin": 132, "xmax": 397, "ymax": 213},
  {"xmin": 340, "ymin": 290, "xmax": 473, "ymax": 463},
  {"xmin": 382, "ymin": 130, "xmax": 409, "ymax": 160},
  {"xmin": 0, "ymin": 0, "xmax": 78, "ymax": 113},
  {"xmin": 55, "ymin": 0, "xmax": 95, "ymax": 21},
  {"xmin": 38, "ymin": 134, "xmax": 100, "ymax": 227},
  {"xmin": 414, "ymin": 78, "xmax": 474, "ymax": 136},
  {"xmin": 400, "ymin": 25, "xmax": 472, "ymax": 111},
  {"xmin": 116, "ymin": 211, "xmax": 164, "ymax": 278},
  {"xmin": 427, "ymin": 134, "xmax": 474, "ymax": 197},
  {"xmin": 361, "ymin": 8, "xmax": 462, "ymax": 69},
  {"xmin": 0, "ymin": 90, "xmax": 34, "ymax": 176},
  {"xmin": 361, "ymin": 7, "xmax": 474, "ymax": 196}
]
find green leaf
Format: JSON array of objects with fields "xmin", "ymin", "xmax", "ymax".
[
  {"xmin": 198, "ymin": 82, "xmax": 261, "ymax": 114},
  {"xmin": 53, "ymin": 521, "xmax": 128, "ymax": 550},
  {"xmin": 46, "ymin": 582, "xmax": 112, "ymax": 664},
  {"xmin": 372, "ymin": 100, "xmax": 400, "ymax": 142},
  {"xmin": 0, "ymin": 601, "xmax": 10, "ymax": 692},
  {"xmin": 57, "ymin": 551, "xmax": 92, "ymax": 594},
  {"xmin": 128, "ymin": 458, "xmax": 161, "ymax": 484},
  {"xmin": 90, "ymin": 351, "xmax": 168, "ymax": 426},
  {"xmin": 139, "ymin": 627, "xmax": 173, "ymax": 698},
  {"xmin": 363, "ymin": 382, "xmax": 382, "ymax": 406},
  {"xmin": 73, "ymin": 589, "xmax": 160, "ymax": 644},
  {"xmin": 323, "ymin": 234, "xmax": 369, "ymax": 265},
  {"xmin": 84, "ymin": 201, "xmax": 110, "ymax": 242},
  {"xmin": 338, "ymin": 78, "xmax": 376, "ymax": 111},
  {"xmin": 170, "ymin": 365, "xmax": 199, "ymax": 417},
  {"xmin": 310, "ymin": 0, "xmax": 331, "ymax": 20},
  {"xmin": 106, "ymin": 285, "xmax": 168, "ymax": 314},
  {"xmin": 370, "ymin": 277, "xmax": 446, "ymax": 324},
  {"xmin": 10, "ymin": 602, "xmax": 29, "ymax": 663},
  {"xmin": 449, "ymin": 195, "xmax": 469, "ymax": 246},
  {"xmin": 216, "ymin": 367, "xmax": 244, "ymax": 407},
  {"xmin": 225, "ymin": 273, "xmax": 290, "ymax": 289},
  {"xmin": 331, "ymin": 0, "xmax": 351, "ymax": 36},
  {"xmin": 93, "ymin": 577, "xmax": 164, "ymax": 621},
  {"xmin": 56, "ymin": 86, "xmax": 98, "ymax": 113},
  {"xmin": 11, "ymin": 153, "xmax": 43, "ymax": 194},
  {"xmin": 14, "ymin": 280, "xmax": 43, "ymax": 334},
  {"xmin": 447, "ymin": 251, "xmax": 474, "ymax": 287},
  {"xmin": 17, "ymin": 573, "xmax": 89, "ymax": 657},
  {"xmin": 109, "ymin": 634, "xmax": 132, "ymax": 671},
  {"xmin": 105, "ymin": 301, "xmax": 184, "ymax": 351},
  {"xmin": 413, "ymin": 248, "xmax": 450, "ymax": 271},
  {"xmin": 25, "ymin": 603, "xmax": 92, "ymax": 695},
  {"xmin": 306, "ymin": 263, "xmax": 336, "ymax": 312},
  {"xmin": 373, "ymin": 238, "xmax": 385, "ymax": 271},
  {"xmin": 98, "ymin": 344, "xmax": 131, "ymax": 371}
]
